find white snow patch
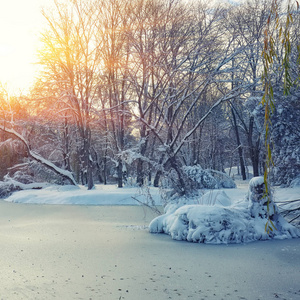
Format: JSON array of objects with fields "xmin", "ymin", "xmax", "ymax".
[
  {"xmin": 200, "ymin": 190, "xmax": 232, "ymax": 206},
  {"xmin": 149, "ymin": 201, "xmax": 299, "ymax": 244},
  {"xmin": 150, "ymin": 177, "xmax": 300, "ymax": 244},
  {"xmin": 4, "ymin": 184, "xmax": 162, "ymax": 206}
]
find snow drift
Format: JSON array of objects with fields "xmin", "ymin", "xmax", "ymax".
[{"xmin": 149, "ymin": 177, "xmax": 300, "ymax": 244}]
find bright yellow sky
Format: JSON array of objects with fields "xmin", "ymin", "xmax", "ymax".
[
  {"xmin": 0, "ymin": 0, "xmax": 55, "ymax": 94},
  {"xmin": 0, "ymin": 0, "xmax": 235, "ymax": 94}
]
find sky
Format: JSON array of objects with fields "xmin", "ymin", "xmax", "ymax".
[
  {"xmin": 0, "ymin": 0, "xmax": 55, "ymax": 94},
  {"xmin": 0, "ymin": 0, "xmax": 239, "ymax": 94}
]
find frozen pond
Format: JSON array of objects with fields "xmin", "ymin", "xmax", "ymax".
[{"xmin": 0, "ymin": 201, "xmax": 299, "ymax": 300}]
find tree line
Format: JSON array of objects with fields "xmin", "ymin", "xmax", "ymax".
[{"xmin": 0, "ymin": 0, "xmax": 299, "ymax": 195}]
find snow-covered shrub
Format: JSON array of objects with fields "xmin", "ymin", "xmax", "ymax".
[
  {"xmin": 0, "ymin": 166, "xmax": 35, "ymax": 198},
  {"xmin": 163, "ymin": 194, "xmax": 201, "ymax": 215},
  {"xmin": 183, "ymin": 165, "xmax": 236, "ymax": 189},
  {"xmin": 290, "ymin": 176, "xmax": 300, "ymax": 188},
  {"xmin": 158, "ymin": 167, "xmax": 199, "ymax": 198},
  {"xmin": 160, "ymin": 169, "xmax": 181, "ymax": 190},
  {"xmin": 209, "ymin": 169, "xmax": 236, "ymax": 188},
  {"xmin": 24, "ymin": 161, "xmax": 67, "ymax": 185},
  {"xmin": 149, "ymin": 176, "xmax": 300, "ymax": 244},
  {"xmin": 9, "ymin": 170, "xmax": 34, "ymax": 184},
  {"xmin": 0, "ymin": 172, "xmax": 51, "ymax": 199},
  {"xmin": 0, "ymin": 169, "xmax": 34, "ymax": 199},
  {"xmin": 183, "ymin": 165, "xmax": 218, "ymax": 189},
  {"xmin": 247, "ymin": 176, "xmax": 277, "ymax": 219},
  {"xmin": 0, "ymin": 181, "xmax": 21, "ymax": 199},
  {"xmin": 5, "ymin": 160, "xmax": 66, "ymax": 186},
  {"xmin": 0, "ymin": 138, "xmax": 27, "ymax": 180}
]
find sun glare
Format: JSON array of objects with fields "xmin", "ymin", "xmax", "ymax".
[{"xmin": 0, "ymin": 0, "xmax": 55, "ymax": 94}]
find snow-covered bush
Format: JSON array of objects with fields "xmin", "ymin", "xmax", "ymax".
[
  {"xmin": 0, "ymin": 170, "xmax": 34, "ymax": 199},
  {"xmin": 149, "ymin": 177, "xmax": 300, "ymax": 244},
  {"xmin": 9, "ymin": 170, "xmax": 34, "ymax": 184},
  {"xmin": 0, "ymin": 138, "xmax": 27, "ymax": 180},
  {"xmin": 28, "ymin": 161, "xmax": 67, "ymax": 184},
  {"xmin": 209, "ymin": 169, "xmax": 236, "ymax": 188},
  {"xmin": 247, "ymin": 176, "xmax": 277, "ymax": 219},
  {"xmin": 183, "ymin": 165, "xmax": 236, "ymax": 189},
  {"xmin": 6, "ymin": 160, "xmax": 66, "ymax": 186},
  {"xmin": 290, "ymin": 176, "xmax": 300, "ymax": 187},
  {"xmin": 0, "ymin": 181, "xmax": 21, "ymax": 199},
  {"xmin": 0, "ymin": 172, "xmax": 51, "ymax": 199},
  {"xmin": 183, "ymin": 165, "xmax": 218, "ymax": 189},
  {"xmin": 0, "ymin": 158, "xmax": 70, "ymax": 199}
]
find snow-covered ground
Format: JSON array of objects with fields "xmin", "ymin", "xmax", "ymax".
[
  {"xmin": 4, "ymin": 179, "xmax": 299, "ymax": 206},
  {"xmin": 3, "ymin": 184, "xmax": 163, "ymax": 206},
  {"xmin": 2, "ymin": 183, "xmax": 240, "ymax": 206}
]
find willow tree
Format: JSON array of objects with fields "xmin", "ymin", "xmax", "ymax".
[{"xmin": 262, "ymin": 0, "xmax": 299, "ymax": 232}]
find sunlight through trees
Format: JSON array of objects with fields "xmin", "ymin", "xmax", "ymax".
[{"xmin": 0, "ymin": 0, "xmax": 299, "ymax": 196}]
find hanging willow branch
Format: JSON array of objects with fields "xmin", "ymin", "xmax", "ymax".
[{"xmin": 261, "ymin": 0, "xmax": 299, "ymax": 233}]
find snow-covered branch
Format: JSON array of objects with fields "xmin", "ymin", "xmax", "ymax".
[{"xmin": 0, "ymin": 125, "xmax": 77, "ymax": 186}]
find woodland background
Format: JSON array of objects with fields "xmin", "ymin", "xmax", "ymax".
[{"xmin": 0, "ymin": 0, "xmax": 299, "ymax": 195}]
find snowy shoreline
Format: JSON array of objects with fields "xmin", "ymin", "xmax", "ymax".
[
  {"xmin": 2, "ymin": 181, "xmax": 300, "ymax": 245},
  {"xmin": 3, "ymin": 180, "xmax": 299, "ymax": 205},
  {"xmin": 2, "ymin": 184, "xmax": 163, "ymax": 206}
]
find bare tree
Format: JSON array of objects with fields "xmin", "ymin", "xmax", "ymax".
[
  {"xmin": 95, "ymin": 0, "xmax": 133, "ymax": 188},
  {"xmin": 224, "ymin": 0, "xmax": 272, "ymax": 177},
  {"xmin": 128, "ymin": 1, "xmax": 252, "ymax": 195},
  {"xmin": 37, "ymin": 0, "xmax": 102, "ymax": 189}
]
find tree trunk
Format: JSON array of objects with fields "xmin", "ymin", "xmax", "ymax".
[
  {"xmin": 63, "ymin": 116, "xmax": 71, "ymax": 171},
  {"xmin": 248, "ymin": 116, "xmax": 260, "ymax": 177},
  {"xmin": 136, "ymin": 159, "xmax": 144, "ymax": 186},
  {"xmin": 87, "ymin": 160, "xmax": 94, "ymax": 190},
  {"xmin": 103, "ymin": 154, "xmax": 107, "ymax": 185},
  {"xmin": 153, "ymin": 170, "xmax": 161, "ymax": 187},
  {"xmin": 136, "ymin": 124, "xmax": 149, "ymax": 186},
  {"xmin": 168, "ymin": 156, "xmax": 189, "ymax": 196},
  {"xmin": 117, "ymin": 158, "xmax": 123, "ymax": 188},
  {"xmin": 153, "ymin": 153, "xmax": 165, "ymax": 187},
  {"xmin": 231, "ymin": 107, "xmax": 246, "ymax": 180}
]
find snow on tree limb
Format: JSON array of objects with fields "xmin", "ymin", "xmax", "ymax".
[{"xmin": 0, "ymin": 125, "xmax": 77, "ymax": 186}]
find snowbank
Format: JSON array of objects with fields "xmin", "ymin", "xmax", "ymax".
[
  {"xmin": 4, "ymin": 184, "xmax": 162, "ymax": 206},
  {"xmin": 149, "ymin": 177, "xmax": 300, "ymax": 244}
]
